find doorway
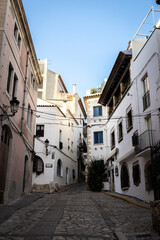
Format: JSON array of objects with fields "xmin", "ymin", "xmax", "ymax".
[{"xmin": 0, "ymin": 125, "xmax": 12, "ymax": 203}]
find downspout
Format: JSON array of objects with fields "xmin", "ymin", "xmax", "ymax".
[{"xmin": 21, "ymin": 51, "xmax": 29, "ymax": 134}]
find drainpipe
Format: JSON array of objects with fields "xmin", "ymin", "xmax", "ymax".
[{"xmin": 21, "ymin": 51, "xmax": 29, "ymax": 134}]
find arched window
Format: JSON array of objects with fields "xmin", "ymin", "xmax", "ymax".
[
  {"xmin": 145, "ymin": 161, "xmax": 153, "ymax": 191},
  {"xmin": 1, "ymin": 125, "xmax": 12, "ymax": 146},
  {"xmin": 121, "ymin": 162, "xmax": 130, "ymax": 189},
  {"xmin": 57, "ymin": 159, "xmax": 62, "ymax": 177},
  {"xmin": 133, "ymin": 162, "xmax": 141, "ymax": 186},
  {"xmin": 33, "ymin": 156, "xmax": 44, "ymax": 175}
]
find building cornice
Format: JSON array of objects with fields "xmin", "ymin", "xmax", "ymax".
[
  {"xmin": 98, "ymin": 50, "xmax": 132, "ymax": 106},
  {"xmin": 83, "ymin": 93, "xmax": 101, "ymax": 110}
]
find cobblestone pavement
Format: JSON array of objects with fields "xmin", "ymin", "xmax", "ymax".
[{"xmin": 0, "ymin": 183, "xmax": 159, "ymax": 240}]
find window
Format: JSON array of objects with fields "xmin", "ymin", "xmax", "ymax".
[
  {"xmin": 33, "ymin": 156, "xmax": 44, "ymax": 174},
  {"xmin": 30, "ymin": 73, "xmax": 35, "ymax": 89},
  {"xmin": 111, "ymin": 130, "xmax": 115, "ymax": 149},
  {"xmin": 36, "ymin": 125, "xmax": 44, "ymax": 137},
  {"xmin": 142, "ymin": 74, "xmax": 150, "ymax": 110},
  {"xmin": 93, "ymin": 106, "xmax": 102, "ymax": 117},
  {"xmin": 27, "ymin": 104, "xmax": 33, "ymax": 131},
  {"xmin": 94, "ymin": 131, "xmax": 103, "ymax": 144},
  {"xmin": 133, "ymin": 162, "xmax": 141, "ymax": 186},
  {"xmin": 57, "ymin": 159, "xmax": 62, "ymax": 177},
  {"xmin": 7, "ymin": 63, "xmax": 19, "ymax": 98},
  {"xmin": 59, "ymin": 130, "xmax": 63, "ymax": 149},
  {"xmin": 71, "ymin": 141, "xmax": 73, "ymax": 152},
  {"xmin": 14, "ymin": 23, "xmax": 18, "ymax": 40},
  {"xmin": 126, "ymin": 106, "xmax": 133, "ymax": 132},
  {"xmin": 118, "ymin": 120, "xmax": 123, "ymax": 142},
  {"xmin": 132, "ymin": 131, "xmax": 138, "ymax": 146},
  {"xmin": 121, "ymin": 162, "xmax": 130, "ymax": 189},
  {"xmin": 17, "ymin": 34, "xmax": 21, "ymax": 49},
  {"xmin": 71, "ymin": 123, "xmax": 74, "ymax": 131},
  {"xmin": 12, "ymin": 74, "xmax": 18, "ymax": 98},
  {"xmin": 7, "ymin": 63, "xmax": 14, "ymax": 94},
  {"xmin": 145, "ymin": 161, "xmax": 153, "ymax": 191},
  {"xmin": 14, "ymin": 23, "xmax": 21, "ymax": 50},
  {"xmin": 1, "ymin": 125, "xmax": 11, "ymax": 147}
]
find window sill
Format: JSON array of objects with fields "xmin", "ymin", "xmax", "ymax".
[
  {"xmin": 57, "ymin": 175, "xmax": 63, "ymax": 178},
  {"xmin": 5, "ymin": 91, "xmax": 11, "ymax": 101},
  {"xmin": 111, "ymin": 145, "xmax": 115, "ymax": 150},
  {"xmin": 134, "ymin": 182, "xmax": 140, "ymax": 187},
  {"xmin": 94, "ymin": 143, "xmax": 104, "ymax": 145},
  {"xmin": 93, "ymin": 115, "xmax": 103, "ymax": 118},
  {"xmin": 143, "ymin": 105, "xmax": 150, "ymax": 112},
  {"xmin": 118, "ymin": 137, "xmax": 123, "ymax": 143},
  {"xmin": 121, "ymin": 187, "xmax": 129, "ymax": 191},
  {"xmin": 127, "ymin": 126, "xmax": 133, "ymax": 133}
]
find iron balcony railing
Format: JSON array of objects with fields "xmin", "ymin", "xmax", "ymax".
[{"xmin": 135, "ymin": 130, "xmax": 157, "ymax": 154}]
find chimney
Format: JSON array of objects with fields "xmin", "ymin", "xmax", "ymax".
[{"xmin": 73, "ymin": 84, "xmax": 76, "ymax": 94}]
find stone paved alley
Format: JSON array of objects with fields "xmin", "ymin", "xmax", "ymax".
[{"xmin": 0, "ymin": 183, "xmax": 159, "ymax": 240}]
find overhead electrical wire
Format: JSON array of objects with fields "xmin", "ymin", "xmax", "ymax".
[
  {"xmin": 35, "ymin": 136, "xmax": 77, "ymax": 162},
  {"xmin": 18, "ymin": 105, "xmax": 160, "ymax": 121}
]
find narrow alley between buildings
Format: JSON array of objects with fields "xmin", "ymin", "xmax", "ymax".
[{"xmin": 0, "ymin": 183, "xmax": 159, "ymax": 240}]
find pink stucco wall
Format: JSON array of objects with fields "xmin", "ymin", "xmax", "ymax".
[{"xmin": 0, "ymin": 0, "xmax": 40, "ymax": 203}]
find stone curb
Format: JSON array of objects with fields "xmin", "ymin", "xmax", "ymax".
[{"xmin": 102, "ymin": 191, "xmax": 151, "ymax": 210}]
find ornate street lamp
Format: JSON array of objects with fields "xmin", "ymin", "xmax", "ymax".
[
  {"xmin": 0, "ymin": 97, "xmax": 20, "ymax": 118},
  {"xmin": 10, "ymin": 97, "xmax": 20, "ymax": 115}
]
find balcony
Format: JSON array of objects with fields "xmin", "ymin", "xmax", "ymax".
[{"xmin": 135, "ymin": 130, "xmax": 157, "ymax": 154}]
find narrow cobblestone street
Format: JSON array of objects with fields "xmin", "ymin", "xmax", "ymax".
[{"xmin": 0, "ymin": 183, "xmax": 159, "ymax": 240}]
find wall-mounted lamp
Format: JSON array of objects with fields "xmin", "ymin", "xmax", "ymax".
[
  {"xmin": 45, "ymin": 139, "xmax": 49, "ymax": 155},
  {"xmin": 0, "ymin": 97, "xmax": 20, "ymax": 119}
]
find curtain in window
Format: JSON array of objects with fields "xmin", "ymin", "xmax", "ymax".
[
  {"xmin": 93, "ymin": 106, "xmax": 102, "ymax": 117},
  {"xmin": 94, "ymin": 131, "xmax": 103, "ymax": 144}
]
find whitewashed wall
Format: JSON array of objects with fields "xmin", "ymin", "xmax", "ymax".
[{"xmin": 105, "ymin": 29, "xmax": 160, "ymax": 202}]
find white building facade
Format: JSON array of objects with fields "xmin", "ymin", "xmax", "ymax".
[
  {"xmin": 83, "ymin": 91, "xmax": 109, "ymax": 189},
  {"xmin": 99, "ymin": 21, "xmax": 160, "ymax": 202},
  {"xmin": 32, "ymin": 61, "xmax": 86, "ymax": 191}
]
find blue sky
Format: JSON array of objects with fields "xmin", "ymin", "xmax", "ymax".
[{"xmin": 22, "ymin": 0, "xmax": 160, "ymax": 100}]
